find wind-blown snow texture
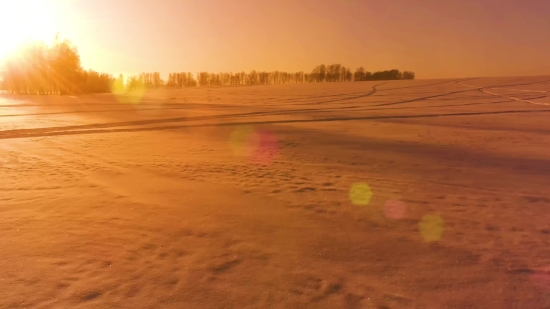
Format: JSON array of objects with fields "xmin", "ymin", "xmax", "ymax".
[{"xmin": 1, "ymin": 77, "xmax": 550, "ymax": 308}]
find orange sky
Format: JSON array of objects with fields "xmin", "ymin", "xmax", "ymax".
[{"xmin": 40, "ymin": 0, "xmax": 550, "ymax": 79}]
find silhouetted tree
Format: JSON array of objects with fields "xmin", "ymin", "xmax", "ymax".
[
  {"xmin": 81, "ymin": 70, "xmax": 115, "ymax": 93},
  {"xmin": 402, "ymin": 71, "xmax": 415, "ymax": 80},
  {"xmin": 0, "ymin": 37, "xmax": 115, "ymax": 95},
  {"xmin": 0, "ymin": 37, "xmax": 417, "ymax": 94},
  {"xmin": 352, "ymin": 67, "xmax": 415, "ymax": 81}
]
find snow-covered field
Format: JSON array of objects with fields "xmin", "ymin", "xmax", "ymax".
[{"xmin": 1, "ymin": 77, "xmax": 550, "ymax": 308}]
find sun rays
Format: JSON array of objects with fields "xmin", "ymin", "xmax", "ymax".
[{"xmin": 0, "ymin": 0, "xmax": 61, "ymax": 60}]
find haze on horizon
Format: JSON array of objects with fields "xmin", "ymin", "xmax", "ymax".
[{"xmin": 1, "ymin": 0, "xmax": 549, "ymax": 79}]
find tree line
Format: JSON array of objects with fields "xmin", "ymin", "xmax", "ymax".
[
  {"xmin": 163, "ymin": 65, "xmax": 414, "ymax": 88},
  {"xmin": 0, "ymin": 38, "xmax": 415, "ymax": 95},
  {"xmin": 0, "ymin": 38, "xmax": 116, "ymax": 95}
]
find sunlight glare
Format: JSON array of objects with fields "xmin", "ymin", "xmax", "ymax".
[{"xmin": 0, "ymin": 0, "xmax": 59, "ymax": 59}]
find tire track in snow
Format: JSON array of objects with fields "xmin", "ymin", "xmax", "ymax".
[
  {"xmin": 2, "ymin": 108, "xmax": 550, "ymax": 140},
  {"xmin": 3, "ymin": 78, "xmax": 548, "ymax": 140},
  {"xmin": 0, "ymin": 82, "xmax": 484, "ymax": 136},
  {"xmin": 457, "ymin": 81, "xmax": 550, "ymax": 106}
]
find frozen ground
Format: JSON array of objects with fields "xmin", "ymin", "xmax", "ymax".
[{"xmin": 1, "ymin": 77, "xmax": 550, "ymax": 308}]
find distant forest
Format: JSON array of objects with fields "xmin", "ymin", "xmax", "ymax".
[{"xmin": 0, "ymin": 39, "xmax": 415, "ymax": 95}]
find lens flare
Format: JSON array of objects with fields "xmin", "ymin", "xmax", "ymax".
[
  {"xmin": 230, "ymin": 126, "xmax": 256, "ymax": 156},
  {"xmin": 349, "ymin": 182, "xmax": 373, "ymax": 206},
  {"xmin": 111, "ymin": 83, "xmax": 146, "ymax": 104},
  {"xmin": 531, "ymin": 266, "xmax": 550, "ymax": 290},
  {"xmin": 418, "ymin": 214, "xmax": 444, "ymax": 242},
  {"xmin": 229, "ymin": 126, "xmax": 278, "ymax": 164},
  {"xmin": 125, "ymin": 86, "xmax": 147, "ymax": 104},
  {"xmin": 384, "ymin": 199, "xmax": 405, "ymax": 219},
  {"xmin": 250, "ymin": 131, "xmax": 278, "ymax": 164}
]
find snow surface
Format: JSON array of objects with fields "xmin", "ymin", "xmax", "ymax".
[{"xmin": 1, "ymin": 77, "xmax": 550, "ymax": 308}]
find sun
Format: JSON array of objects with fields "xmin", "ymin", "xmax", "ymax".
[{"xmin": 0, "ymin": 0, "xmax": 58, "ymax": 60}]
